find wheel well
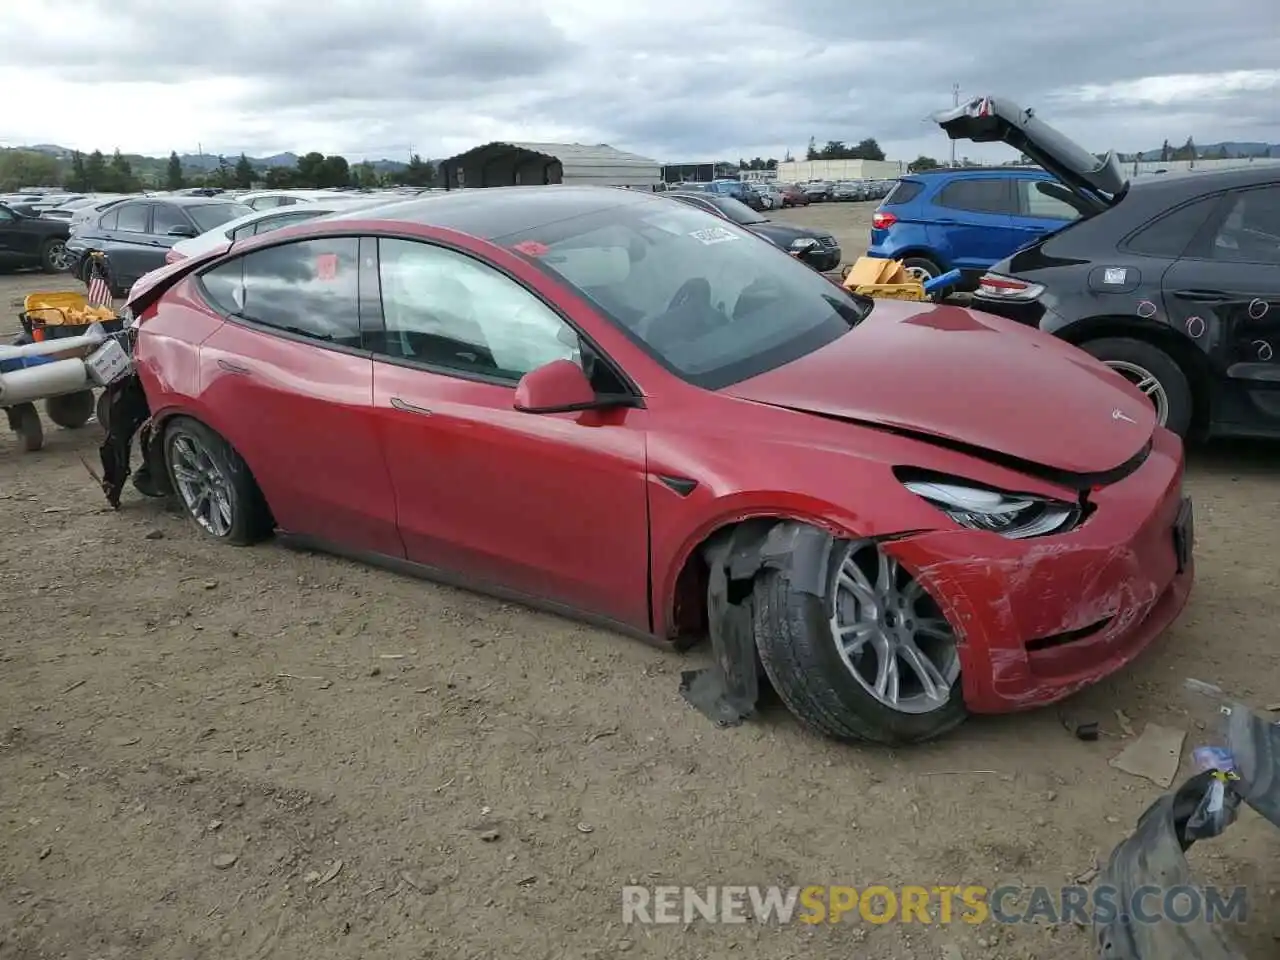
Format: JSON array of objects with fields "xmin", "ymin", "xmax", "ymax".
[
  {"xmin": 892, "ymin": 250, "xmax": 943, "ymax": 268},
  {"xmin": 152, "ymin": 412, "xmax": 275, "ymax": 524},
  {"xmin": 1057, "ymin": 316, "xmax": 1214, "ymax": 435},
  {"xmin": 667, "ymin": 516, "xmax": 833, "ymax": 648}
]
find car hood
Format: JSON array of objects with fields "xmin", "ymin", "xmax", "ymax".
[
  {"xmin": 747, "ymin": 221, "xmax": 829, "ymax": 247},
  {"xmin": 724, "ymin": 300, "xmax": 1156, "ymax": 483},
  {"xmin": 932, "ymin": 96, "xmax": 1126, "ymax": 213}
]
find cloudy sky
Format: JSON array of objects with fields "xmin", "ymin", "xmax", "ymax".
[{"xmin": 1, "ymin": 0, "xmax": 1276, "ymax": 164}]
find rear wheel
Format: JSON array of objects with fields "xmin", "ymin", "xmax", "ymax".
[
  {"xmin": 1080, "ymin": 337, "xmax": 1192, "ymax": 437},
  {"xmin": 40, "ymin": 238, "xmax": 71, "ymax": 274},
  {"xmin": 901, "ymin": 257, "xmax": 941, "ymax": 282},
  {"xmin": 754, "ymin": 537, "xmax": 967, "ymax": 745},
  {"xmin": 162, "ymin": 417, "xmax": 273, "ymax": 545},
  {"xmin": 45, "ymin": 391, "xmax": 94, "ymax": 429}
]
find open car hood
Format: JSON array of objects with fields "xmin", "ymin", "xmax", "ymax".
[
  {"xmin": 932, "ymin": 96, "xmax": 1127, "ymax": 213},
  {"xmin": 1094, "ymin": 694, "xmax": 1280, "ymax": 959}
]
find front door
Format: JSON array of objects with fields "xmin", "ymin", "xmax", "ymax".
[
  {"xmin": 192, "ymin": 235, "xmax": 403, "ymax": 556},
  {"xmin": 1161, "ymin": 184, "xmax": 1280, "ymax": 431},
  {"xmin": 367, "ymin": 237, "xmax": 651, "ymax": 629}
]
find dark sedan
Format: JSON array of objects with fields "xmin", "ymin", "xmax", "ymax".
[
  {"xmin": 67, "ymin": 196, "xmax": 252, "ymax": 295},
  {"xmin": 0, "ymin": 202, "xmax": 73, "ymax": 272},
  {"xmin": 663, "ymin": 192, "xmax": 841, "ymax": 271}
]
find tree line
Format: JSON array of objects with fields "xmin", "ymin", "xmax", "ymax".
[{"xmin": 0, "ymin": 147, "xmax": 437, "ymax": 194}]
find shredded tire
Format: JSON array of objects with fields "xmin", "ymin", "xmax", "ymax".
[{"xmin": 752, "ymin": 539, "xmax": 968, "ymax": 746}]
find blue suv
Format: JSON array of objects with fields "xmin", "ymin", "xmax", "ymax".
[{"xmin": 867, "ymin": 168, "xmax": 1082, "ymax": 285}]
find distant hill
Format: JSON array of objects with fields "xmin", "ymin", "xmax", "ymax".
[
  {"xmin": 19, "ymin": 143, "xmax": 410, "ymax": 175},
  {"xmin": 1133, "ymin": 141, "xmax": 1279, "ymax": 161}
]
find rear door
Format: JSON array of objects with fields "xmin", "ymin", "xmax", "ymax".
[
  {"xmin": 194, "ymin": 235, "xmax": 402, "ymax": 556},
  {"xmin": 1160, "ymin": 183, "xmax": 1280, "ymax": 429},
  {"xmin": 927, "ymin": 176, "xmax": 1020, "ymax": 271}
]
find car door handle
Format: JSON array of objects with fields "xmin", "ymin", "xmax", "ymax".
[
  {"xmin": 390, "ymin": 397, "xmax": 433, "ymax": 416},
  {"xmin": 1171, "ymin": 289, "xmax": 1230, "ymax": 303},
  {"xmin": 217, "ymin": 359, "xmax": 251, "ymax": 375}
]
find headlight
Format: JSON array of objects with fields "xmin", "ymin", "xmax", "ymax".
[
  {"xmin": 903, "ymin": 478, "xmax": 1080, "ymax": 539},
  {"xmin": 790, "ymin": 237, "xmax": 820, "ymax": 251}
]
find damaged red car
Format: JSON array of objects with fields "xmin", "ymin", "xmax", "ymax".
[{"xmin": 99, "ymin": 186, "xmax": 1195, "ymax": 745}]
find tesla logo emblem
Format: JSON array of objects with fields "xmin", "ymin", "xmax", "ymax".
[{"xmin": 1112, "ymin": 409, "xmax": 1136, "ymax": 423}]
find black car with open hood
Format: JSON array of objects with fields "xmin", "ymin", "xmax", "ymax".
[{"xmin": 935, "ymin": 95, "xmax": 1280, "ymax": 444}]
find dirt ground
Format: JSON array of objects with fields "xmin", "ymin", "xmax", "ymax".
[{"xmin": 2, "ymin": 205, "xmax": 1279, "ymax": 960}]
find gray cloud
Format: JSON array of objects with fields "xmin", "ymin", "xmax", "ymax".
[{"xmin": 1, "ymin": 0, "xmax": 1276, "ymax": 162}]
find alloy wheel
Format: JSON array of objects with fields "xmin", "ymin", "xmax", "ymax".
[
  {"xmin": 170, "ymin": 432, "xmax": 235, "ymax": 536},
  {"xmin": 47, "ymin": 241, "xmax": 71, "ymax": 271},
  {"xmin": 903, "ymin": 264, "xmax": 935, "ymax": 283},
  {"xmin": 1103, "ymin": 360, "xmax": 1170, "ymax": 426},
  {"xmin": 830, "ymin": 541, "xmax": 960, "ymax": 714}
]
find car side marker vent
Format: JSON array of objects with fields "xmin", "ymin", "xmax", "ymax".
[{"xmin": 658, "ymin": 475, "xmax": 698, "ymax": 497}]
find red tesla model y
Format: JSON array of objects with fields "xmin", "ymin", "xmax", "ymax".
[{"xmin": 104, "ymin": 185, "xmax": 1194, "ymax": 744}]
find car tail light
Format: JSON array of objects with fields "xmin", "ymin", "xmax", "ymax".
[
  {"xmin": 976, "ymin": 272, "xmax": 1045, "ymax": 302},
  {"xmin": 164, "ymin": 249, "xmax": 186, "ymax": 265},
  {"xmin": 871, "ymin": 211, "xmax": 897, "ymax": 230}
]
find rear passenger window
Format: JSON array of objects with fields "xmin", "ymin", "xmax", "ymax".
[
  {"xmin": 198, "ymin": 238, "xmax": 362, "ymax": 347},
  {"xmin": 99, "ymin": 209, "xmax": 119, "ymax": 230},
  {"xmin": 883, "ymin": 180, "xmax": 923, "ymax": 205},
  {"xmin": 937, "ymin": 179, "xmax": 1012, "ymax": 214},
  {"xmin": 1124, "ymin": 195, "xmax": 1220, "ymax": 258}
]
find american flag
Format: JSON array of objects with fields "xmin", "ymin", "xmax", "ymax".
[{"xmin": 86, "ymin": 254, "xmax": 112, "ymax": 307}]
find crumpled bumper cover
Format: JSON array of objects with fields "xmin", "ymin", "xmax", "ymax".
[{"xmin": 887, "ymin": 428, "xmax": 1192, "ymax": 712}]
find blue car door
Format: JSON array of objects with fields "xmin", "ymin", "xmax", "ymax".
[
  {"xmin": 926, "ymin": 176, "xmax": 1019, "ymax": 271},
  {"xmin": 1008, "ymin": 177, "xmax": 1082, "ymax": 253}
]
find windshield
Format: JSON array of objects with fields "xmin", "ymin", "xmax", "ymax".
[
  {"xmin": 705, "ymin": 195, "xmax": 767, "ymax": 225},
  {"xmin": 501, "ymin": 198, "xmax": 870, "ymax": 388},
  {"xmin": 188, "ymin": 202, "xmax": 253, "ymax": 233}
]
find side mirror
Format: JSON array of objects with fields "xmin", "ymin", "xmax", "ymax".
[
  {"xmin": 166, "ymin": 225, "xmax": 198, "ymax": 238},
  {"xmin": 513, "ymin": 359, "xmax": 598, "ymax": 414}
]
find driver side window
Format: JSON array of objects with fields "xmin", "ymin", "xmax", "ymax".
[{"xmin": 374, "ymin": 238, "xmax": 579, "ymax": 380}]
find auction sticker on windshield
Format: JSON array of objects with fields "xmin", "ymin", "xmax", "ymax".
[{"xmin": 689, "ymin": 227, "xmax": 740, "ymax": 245}]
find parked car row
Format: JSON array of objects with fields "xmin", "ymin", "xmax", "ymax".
[
  {"xmin": 62, "ymin": 189, "xmax": 412, "ymax": 295},
  {"xmin": 800, "ymin": 179, "xmax": 895, "ymax": 203}
]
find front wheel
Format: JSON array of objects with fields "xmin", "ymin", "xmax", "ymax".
[
  {"xmin": 1080, "ymin": 337, "xmax": 1192, "ymax": 437},
  {"xmin": 753, "ymin": 537, "xmax": 967, "ymax": 745},
  {"xmin": 162, "ymin": 417, "xmax": 272, "ymax": 545}
]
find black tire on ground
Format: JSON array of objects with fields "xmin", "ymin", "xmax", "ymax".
[
  {"xmin": 162, "ymin": 417, "xmax": 273, "ymax": 546},
  {"xmin": 1080, "ymin": 337, "xmax": 1193, "ymax": 437},
  {"xmin": 900, "ymin": 256, "xmax": 941, "ymax": 280},
  {"xmin": 45, "ymin": 391, "xmax": 95, "ymax": 429},
  {"xmin": 40, "ymin": 238, "xmax": 70, "ymax": 274},
  {"xmin": 10, "ymin": 403, "xmax": 44, "ymax": 452},
  {"xmin": 752, "ymin": 537, "xmax": 968, "ymax": 745}
]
